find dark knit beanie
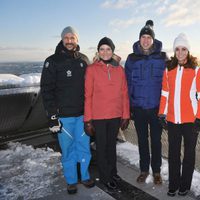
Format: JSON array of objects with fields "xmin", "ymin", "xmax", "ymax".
[
  {"xmin": 97, "ymin": 37, "xmax": 115, "ymax": 52},
  {"xmin": 139, "ymin": 20, "xmax": 155, "ymax": 39}
]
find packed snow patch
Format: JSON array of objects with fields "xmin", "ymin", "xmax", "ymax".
[
  {"xmin": 116, "ymin": 141, "xmax": 200, "ymax": 196},
  {"xmin": 0, "ymin": 142, "xmax": 61, "ymax": 200}
]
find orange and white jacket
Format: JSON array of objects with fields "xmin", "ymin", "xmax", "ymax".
[{"xmin": 159, "ymin": 65, "xmax": 200, "ymax": 124}]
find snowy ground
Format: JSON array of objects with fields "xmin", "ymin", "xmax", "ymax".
[
  {"xmin": 1, "ymin": 141, "xmax": 200, "ymax": 200},
  {"xmin": 0, "ymin": 142, "xmax": 62, "ymax": 200},
  {"xmin": 116, "ymin": 142, "xmax": 200, "ymax": 197}
]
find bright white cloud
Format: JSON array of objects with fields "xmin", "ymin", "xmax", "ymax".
[
  {"xmin": 130, "ymin": 1, "xmax": 168, "ymax": 15},
  {"xmin": 163, "ymin": 0, "xmax": 200, "ymax": 27},
  {"xmin": 137, "ymin": 2, "xmax": 152, "ymax": 10},
  {"xmin": 115, "ymin": 40, "xmax": 133, "ymax": 62},
  {"xmin": 101, "ymin": 0, "xmax": 136, "ymax": 9},
  {"xmin": 106, "ymin": 0, "xmax": 165, "ymax": 30},
  {"xmin": 156, "ymin": 0, "xmax": 170, "ymax": 15},
  {"xmin": 109, "ymin": 17, "xmax": 144, "ymax": 31},
  {"xmin": 154, "ymin": 0, "xmax": 169, "ymax": 6},
  {"xmin": 105, "ymin": 0, "xmax": 200, "ymax": 29},
  {"xmin": 110, "ymin": 18, "xmax": 136, "ymax": 29}
]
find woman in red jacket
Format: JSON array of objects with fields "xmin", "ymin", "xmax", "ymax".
[
  {"xmin": 84, "ymin": 37, "xmax": 130, "ymax": 191},
  {"xmin": 159, "ymin": 33, "xmax": 200, "ymax": 197}
]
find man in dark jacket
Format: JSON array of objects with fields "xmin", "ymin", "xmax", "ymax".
[
  {"xmin": 125, "ymin": 20, "xmax": 168, "ymax": 185},
  {"xmin": 40, "ymin": 26, "xmax": 94, "ymax": 194}
]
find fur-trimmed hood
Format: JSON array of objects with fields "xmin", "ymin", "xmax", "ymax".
[
  {"xmin": 54, "ymin": 40, "xmax": 80, "ymax": 57},
  {"xmin": 167, "ymin": 54, "xmax": 198, "ymax": 71},
  {"xmin": 133, "ymin": 39, "xmax": 162, "ymax": 55}
]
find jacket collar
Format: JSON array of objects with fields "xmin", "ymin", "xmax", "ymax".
[
  {"xmin": 96, "ymin": 59, "xmax": 119, "ymax": 68},
  {"xmin": 55, "ymin": 40, "xmax": 81, "ymax": 58},
  {"xmin": 133, "ymin": 39, "xmax": 162, "ymax": 56}
]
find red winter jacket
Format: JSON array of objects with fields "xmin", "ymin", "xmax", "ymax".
[{"xmin": 84, "ymin": 60, "xmax": 130, "ymax": 122}]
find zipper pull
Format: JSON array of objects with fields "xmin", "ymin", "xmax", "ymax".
[{"xmin": 107, "ymin": 64, "xmax": 111, "ymax": 80}]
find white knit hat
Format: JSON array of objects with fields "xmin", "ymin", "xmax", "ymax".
[{"xmin": 173, "ymin": 33, "xmax": 190, "ymax": 52}]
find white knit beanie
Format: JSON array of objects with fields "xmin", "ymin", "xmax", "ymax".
[{"xmin": 173, "ymin": 33, "xmax": 190, "ymax": 52}]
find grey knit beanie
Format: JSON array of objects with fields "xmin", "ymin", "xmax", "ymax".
[{"xmin": 61, "ymin": 26, "xmax": 78, "ymax": 40}]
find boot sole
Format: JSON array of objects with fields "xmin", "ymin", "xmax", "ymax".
[{"xmin": 67, "ymin": 189, "xmax": 77, "ymax": 194}]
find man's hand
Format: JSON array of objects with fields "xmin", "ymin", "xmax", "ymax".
[{"xmin": 48, "ymin": 114, "xmax": 61, "ymax": 133}]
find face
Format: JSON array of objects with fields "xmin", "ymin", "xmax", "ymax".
[
  {"xmin": 62, "ymin": 33, "xmax": 78, "ymax": 50},
  {"xmin": 98, "ymin": 44, "xmax": 113, "ymax": 61},
  {"xmin": 175, "ymin": 46, "xmax": 189, "ymax": 65},
  {"xmin": 140, "ymin": 34, "xmax": 153, "ymax": 50}
]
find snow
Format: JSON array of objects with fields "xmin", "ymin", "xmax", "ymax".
[
  {"xmin": 0, "ymin": 142, "xmax": 61, "ymax": 200},
  {"xmin": 0, "ymin": 74, "xmax": 24, "ymax": 85},
  {"xmin": 19, "ymin": 73, "xmax": 41, "ymax": 86},
  {"xmin": 0, "ymin": 73, "xmax": 41, "ymax": 87},
  {"xmin": 1, "ymin": 141, "xmax": 200, "ymax": 199},
  {"xmin": 116, "ymin": 141, "xmax": 200, "ymax": 196}
]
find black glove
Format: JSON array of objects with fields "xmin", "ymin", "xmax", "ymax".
[
  {"xmin": 84, "ymin": 121, "xmax": 95, "ymax": 136},
  {"xmin": 158, "ymin": 115, "xmax": 168, "ymax": 130},
  {"xmin": 48, "ymin": 114, "xmax": 61, "ymax": 133},
  {"xmin": 194, "ymin": 118, "xmax": 200, "ymax": 132},
  {"xmin": 120, "ymin": 119, "xmax": 129, "ymax": 131}
]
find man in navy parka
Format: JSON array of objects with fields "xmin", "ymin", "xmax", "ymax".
[{"xmin": 125, "ymin": 20, "xmax": 168, "ymax": 185}]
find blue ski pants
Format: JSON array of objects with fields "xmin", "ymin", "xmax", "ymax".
[{"xmin": 57, "ymin": 115, "xmax": 91, "ymax": 184}]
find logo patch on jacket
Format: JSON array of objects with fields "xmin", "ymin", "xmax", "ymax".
[
  {"xmin": 66, "ymin": 70, "xmax": 72, "ymax": 77},
  {"xmin": 45, "ymin": 62, "xmax": 49, "ymax": 68},
  {"xmin": 80, "ymin": 63, "xmax": 84, "ymax": 67}
]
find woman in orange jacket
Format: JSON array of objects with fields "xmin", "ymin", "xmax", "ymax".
[
  {"xmin": 84, "ymin": 37, "xmax": 130, "ymax": 191},
  {"xmin": 159, "ymin": 33, "xmax": 200, "ymax": 197}
]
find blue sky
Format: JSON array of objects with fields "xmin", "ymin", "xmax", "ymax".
[{"xmin": 0, "ymin": 0, "xmax": 200, "ymax": 62}]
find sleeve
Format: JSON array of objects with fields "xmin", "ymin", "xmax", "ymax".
[
  {"xmin": 121, "ymin": 67, "xmax": 130, "ymax": 119},
  {"xmin": 196, "ymin": 67, "xmax": 200, "ymax": 119},
  {"xmin": 124, "ymin": 55, "xmax": 133, "ymax": 107},
  {"xmin": 84, "ymin": 66, "xmax": 94, "ymax": 122},
  {"xmin": 40, "ymin": 58, "xmax": 57, "ymax": 117},
  {"xmin": 159, "ymin": 69, "xmax": 169, "ymax": 115}
]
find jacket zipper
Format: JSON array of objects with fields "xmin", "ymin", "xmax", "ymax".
[
  {"xmin": 175, "ymin": 65, "xmax": 182, "ymax": 123},
  {"xmin": 107, "ymin": 64, "xmax": 111, "ymax": 80}
]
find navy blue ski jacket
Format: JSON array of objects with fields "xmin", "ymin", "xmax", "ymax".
[{"xmin": 125, "ymin": 39, "xmax": 167, "ymax": 109}]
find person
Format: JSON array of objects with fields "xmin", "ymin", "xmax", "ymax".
[
  {"xmin": 125, "ymin": 20, "xmax": 168, "ymax": 185},
  {"xmin": 84, "ymin": 37, "xmax": 130, "ymax": 191},
  {"xmin": 40, "ymin": 26, "xmax": 95, "ymax": 195},
  {"xmin": 159, "ymin": 33, "xmax": 200, "ymax": 197}
]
